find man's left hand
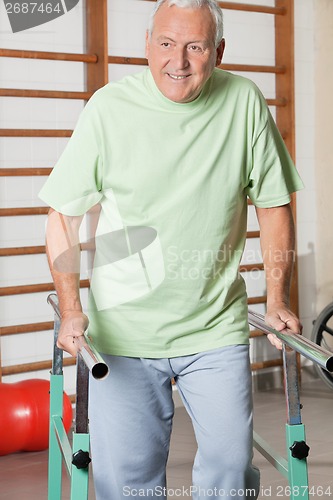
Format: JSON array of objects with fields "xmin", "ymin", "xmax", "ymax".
[{"xmin": 265, "ymin": 305, "xmax": 303, "ymax": 350}]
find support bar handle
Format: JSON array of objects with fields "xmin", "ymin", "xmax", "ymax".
[
  {"xmin": 248, "ymin": 309, "xmax": 333, "ymax": 372},
  {"xmin": 47, "ymin": 294, "xmax": 109, "ymax": 380}
]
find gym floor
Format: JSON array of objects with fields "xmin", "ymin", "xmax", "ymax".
[{"xmin": 0, "ymin": 370, "xmax": 332, "ymax": 500}]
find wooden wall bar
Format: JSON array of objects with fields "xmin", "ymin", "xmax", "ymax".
[
  {"xmin": 0, "ymin": 89, "xmax": 92, "ymax": 100},
  {"xmin": 0, "ymin": 322, "xmax": 265, "ymax": 339},
  {"xmin": 2, "ymin": 357, "xmax": 76, "ymax": 377},
  {"xmin": 0, "ymin": 168, "xmax": 52, "ymax": 176},
  {"xmin": 0, "ymin": 48, "xmax": 97, "ymax": 62},
  {"xmin": 0, "ymin": 246, "xmax": 46, "ymax": 256},
  {"xmin": 1, "ymin": 353, "xmax": 278, "ymax": 378},
  {"xmin": 0, "ymin": 129, "xmax": 72, "ymax": 137},
  {"xmin": 0, "ymin": 280, "xmax": 90, "ymax": 297},
  {"xmin": 275, "ymin": 0, "xmax": 299, "ymax": 318},
  {"xmin": 275, "ymin": 0, "xmax": 295, "ymax": 158},
  {"xmin": 0, "ymin": 207, "xmax": 49, "ymax": 216},
  {"xmin": 0, "ymin": 322, "xmax": 54, "ymax": 336},
  {"xmin": 85, "ymin": 0, "xmax": 109, "ymax": 93},
  {"xmin": 108, "ymin": 55, "xmax": 285, "ymax": 74}
]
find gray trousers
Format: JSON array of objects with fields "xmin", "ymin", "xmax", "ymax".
[{"xmin": 88, "ymin": 345, "xmax": 260, "ymax": 500}]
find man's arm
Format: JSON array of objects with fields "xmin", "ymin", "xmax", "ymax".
[
  {"xmin": 46, "ymin": 209, "xmax": 89, "ymax": 356},
  {"xmin": 256, "ymin": 203, "xmax": 302, "ymax": 349}
]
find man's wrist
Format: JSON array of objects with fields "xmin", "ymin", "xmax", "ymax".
[
  {"xmin": 266, "ymin": 297, "xmax": 290, "ymax": 309},
  {"xmin": 61, "ymin": 309, "xmax": 83, "ymax": 318}
]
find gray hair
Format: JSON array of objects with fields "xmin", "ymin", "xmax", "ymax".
[{"xmin": 147, "ymin": 0, "xmax": 224, "ymax": 49}]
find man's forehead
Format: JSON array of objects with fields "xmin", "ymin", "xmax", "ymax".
[
  {"xmin": 151, "ymin": 6, "xmax": 215, "ymax": 42},
  {"xmin": 153, "ymin": 4, "xmax": 214, "ymax": 27}
]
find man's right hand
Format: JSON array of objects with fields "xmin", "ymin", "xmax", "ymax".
[{"xmin": 57, "ymin": 310, "xmax": 89, "ymax": 357}]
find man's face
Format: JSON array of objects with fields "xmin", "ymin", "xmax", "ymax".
[{"xmin": 146, "ymin": 3, "xmax": 225, "ymax": 104}]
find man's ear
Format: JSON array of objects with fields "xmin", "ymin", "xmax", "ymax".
[{"xmin": 215, "ymin": 38, "xmax": 225, "ymax": 67}]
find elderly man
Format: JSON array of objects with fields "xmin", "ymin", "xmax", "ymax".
[{"xmin": 40, "ymin": 0, "xmax": 303, "ymax": 498}]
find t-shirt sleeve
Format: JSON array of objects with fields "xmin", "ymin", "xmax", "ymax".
[
  {"xmin": 39, "ymin": 95, "xmax": 104, "ymax": 216},
  {"xmin": 245, "ymin": 98, "xmax": 304, "ymax": 208}
]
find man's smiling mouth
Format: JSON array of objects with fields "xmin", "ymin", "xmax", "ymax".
[{"xmin": 167, "ymin": 73, "xmax": 190, "ymax": 80}]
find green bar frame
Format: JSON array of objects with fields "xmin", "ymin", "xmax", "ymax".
[
  {"xmin": 48, "ymin": 374, "xmax": 91, "ymax": 499},
  {"xmin": 48, "ymin": 374, "xmax": 64, "ymax": 500},
  {"xmin": 53, "ymin": 415, "xmax": 73, "ymax": 474},
  {"xmin": 71, "ymin": 433, "xmax": 91, "ymax": 500},
  {"xmin": 286, "ymin": 423, "xmax": 309, "ymax": 500},
  {"xmin": 253, "ymin": 431, "xmax": 288, "ymax": 479}
]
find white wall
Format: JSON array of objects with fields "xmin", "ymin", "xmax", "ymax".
[
  {"xmin": 313, "ymin": 0, "xmax": 333, "ymax": 312},
  {"xmin": 0, "ymin": 0, "xmax": 321, "ymax": 393}
]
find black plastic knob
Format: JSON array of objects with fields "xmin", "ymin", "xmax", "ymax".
[
  {"xmin": 72, "ymin": 449, "xmax": 91, "ymax": 469},
  {"xmin": 289, "ymin": 440, "xmax": 310, "ymax": 460}
]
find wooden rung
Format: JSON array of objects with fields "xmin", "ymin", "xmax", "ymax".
[
  {"xmin": 1, "ymin": 354, "xmax": 281, "ymax": 376},
  {"xmin": 246, "ymin": 231, "xmax": 260, "ymax": 238},
  {"xmin": 0, "ymin": 324, "xmax": 265, "ymax": 339},
  {"xmin": 0, "ymin": 279, "xmax": 89, "ymax": 296},
  {"xmin": 0, "ymin": 245, "xmax": 46, "ymax": 256},
  {"xmin": 1, "ymin": 357, "xmax": 76, "ymax": 376},
  {"xmin": 0, "ymin": 321, "xmax": 54, "ymax": 336},
  {"xmin": 218, "ymin": 2, "xmax": 286, "ymax": 15},
  {"xmin": 0, "ymin": 168, "xmax": 52, "ymax": 176},
  {"xmin": 248, "ymin": 295, "xmax": 266, "ymax": 305},
  {"xmin": 0, "ymin": 282, "xmax": 56, "ymax": 296},
  {"xmin": 249, "ymin": 329, "xmax": 265, "ymax": 338},
  {"xmin": 0, "ymin": 129, "xmax": 72, "ymax": 137},
  {"xmin": 0, "ymin": 207, "xmax": 49, "ymax": 216},
  {"xmin": 0, "ymin": 235, "xmax": 258, "ymax": 252},
  {"xmin": 108, "ymin": 56, "xmax": 148, "ymax": 66},
  {"xmin": 220, "ymin": 63, "xmax": 285, "ymax": 74},
  {"xmin": 0, "ymin": 325, "xmax": 267, "ymax": 339},
  {"xmin": 0, "ymin": 242, "xmax": 91, "ymax": 256},
  {"xmin": 0, "ymin": 321, "xmax": 265, "ymax": 339},
  {"xmin": 0, "ymin": 48, "xmax": 98, "ymax": 63},
  {"xmin": 267, "ymin": 98, "xmax": 287, "ymax": 107},
  {"xmin": 240, "ymin": 263, "xmax": 264, "ymax": 272},
  {"xmin": 0, "ymin": 89, "xmax": 93, "ymax": 100},
  {"xmin": 251, "ymin": 358, "xmax": 283, "ymax": 371},
  {"xmin": 108, "ymin": 56, "xmax": 285, "ymax": 74}
]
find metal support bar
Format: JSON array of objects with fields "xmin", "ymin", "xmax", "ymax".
[
  {"xmin": 47, "ymin": 293, "xmax": 109, "ymax": 380},
  {"xmin": 253, "ymin": 431, "xmax": 288, "ymax": 478},
  {"xmin": 249, "ymin": 311, "xmax": 317, "ymax": 500},
  {"xmin": 52, "ymin": 312, "xmax": 63, "ymax": 376},
  {"xmin": 282, "ymin": 345, "xmax": 302, "ymax": 425},
  {"xmin": 75, "ymin": 356, "xmax": 90, "ymax": 434},
  {"xmin": 248, "ymin": 309, "xmax": 333, "ymax": 371}
]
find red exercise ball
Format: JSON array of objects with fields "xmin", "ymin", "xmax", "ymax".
[{"xmin": 0, "ymin": 379, "xmax": 72, "ymax": 456}]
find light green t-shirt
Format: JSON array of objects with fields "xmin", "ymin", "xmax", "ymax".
[{"xmin": 39, "ymin": 68, "xmax": 304, "ymax": 357}]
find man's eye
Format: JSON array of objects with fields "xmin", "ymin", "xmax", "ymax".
[
  {"xmin": 189, "ymin": 45, "xmax": 202, "ymax": 52},
  {"xmin": 161, "ymin": 42, "xmax": 171, "ymax": 47}
]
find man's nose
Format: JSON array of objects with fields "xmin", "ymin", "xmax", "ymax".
[{"xmin": 172, "ymin": 46, "xmax": 189, "ymax": 69}]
